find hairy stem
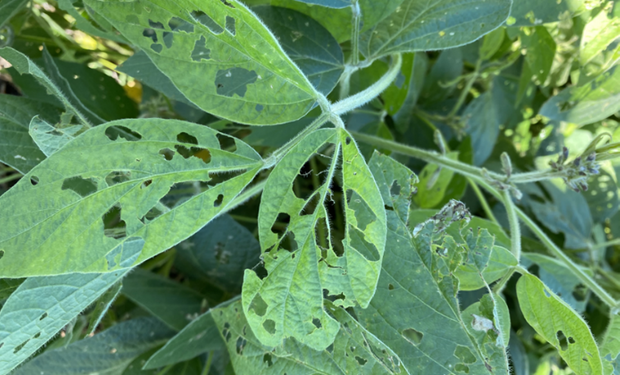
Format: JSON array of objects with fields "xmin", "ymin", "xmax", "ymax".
[{"xmin": 350, "ymin": 0, "xmax": 361, "ymax": 66}]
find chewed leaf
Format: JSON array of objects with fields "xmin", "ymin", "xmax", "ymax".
[
  {"xmin": 29, "ymin": 116, "xmax": 82, "ymax": 157},
  {"xmin": 243, "ymin": 128, "xmax": 386, "ymax": 350},
  {"xmin": 517, "ymin": 273, "xmax": 603, "ymax": 375},
  {"xmin": 0, "ymin": 119, "xmax": 263, "ymax": 277},
  {"xmin": 213, "ymin": 299, "xmax": 405, "ymax": 374},
  {"xmin": 84, "ymin": 0, "xmax": 321, "ymax": 125}
]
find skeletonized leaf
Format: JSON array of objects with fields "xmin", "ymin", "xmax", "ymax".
[
  {"xmin": 0, "ymin": 270, "xmax": 129, "ymax": 374},
  {"xmin": 540, "ymin": 64, "xmax": 620, "ymax": 126},
  {"xmin": 517, "ymin": 273, "xmax": 603, "ymax": 375},
  {"xmin": 0, "ymin": 118, "xmax": 263, "ymax": 277},
  {"xmin": 122, "ymin": 268, "xmax": 206, "ymax": 331},
  {"xmin": 85, "ymin": 0, "xmax": 321, "ymax": 125},
  {"xmin": 360, "ymin": 0, "xmax": 512, "ymax": 59},
  {"xmin": 144, "ymin": 310, "xmax": 225, "ymax": 369},
  {"xmin": 12, "ymin": 317, "xmax": 174, "ymax": 375},
  {"xmin": 243, "ymin": 128, "xmax": 386, "ymax": 350},
  {"xmin": 213, "ymin": 299, "xmax": 404, "ymax": 374}
]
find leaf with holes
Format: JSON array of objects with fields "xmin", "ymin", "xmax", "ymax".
[
  {"xmin": 0, "ymin": 118, "xmax": 263, "ymax": 277},
  {"xmin": 355, "ymin": 154, "xmax": 509, "ymax": 374},
  {"xmin": 580, "ymin": 4, "xmax": 620, "ymax": 66},
  {"xmin": 0, "ymin": 270, "xmax": 129, "ymax": 374},
  {"xmin": 517, "ymin": 273, "xmax": 603, "ymax": 375},
  {"xmin": 213, "ymin": 299, "xmax": 405, "ymax": 374},
  {"xmin": 601, "ymin": 311, "xmax": 620, "ymax": 375},
  {"xmin": 84, "ymin": 0, "xmax": 322, "ymax": 125},
  {"xmin": 242, "ymin": 128, "xmax": 386, "ymax": 350},
  {"xmin": 11, "ymin": 317, "xmax": 174, "ymax": 375},
  {"xmin": 360, "ymin": 0, "xmax": 512, "ymax": 59}
]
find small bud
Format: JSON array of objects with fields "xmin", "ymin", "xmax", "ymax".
[
  {"xmin": 588, "ymin": 167, "xmax": 600, "ymax": 175},
  {"xmin": 586, "ymin": 152, "xmax": 596, "ymax": 162},
  {"xmin": 578, "ymin": 171, "xmax": 587, "ymax": 176},
  {"xmin": 578, "ymin": 182, "xmax": 588, "ymax": 191},
  {"xmin": 558, "ymin": 147, "xmax": 569, "ymax": 164},
  {"xmin": 500, "ymin": 152, "xmax": 512, "ymax": 178},
  {"xmin": 549, "ymin": 161, "xmax": 558, "ymax": 169},
  {"xmin": 573, "ymin": 157, "xmax": 581, "ymax": 167}
]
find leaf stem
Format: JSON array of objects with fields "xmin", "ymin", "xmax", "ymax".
[
  {"xmin": 266, "ymin": 113, "xmax": 331, "ymax": 167},
  {"xmin": 468, "ymin": 178, "xmax": 500, "ymax": 226},
  {"xmin": 447, "ymin": 59, "xmax": 481, "ymax": 118},
  {"xmin": 503, "ymin": 190, "xmax": 521, "ymax": 260},
  {"xmin": 227, "ymin": 179, "xmax": 267, "ymax": 212},
  {"xmin": 592, "ymin": 238, "xmax": 620, "ymax": 250},
  {"xmin": 0, "ymin": 173, "xmax": 22, "ymax": 184},
  {"xmin": 201, "ymin": 351, "xmax": 214, "ymax": 375},
  {"xmin": 350, "ymin": 0, "xmax": 361, "ymax": 66}
]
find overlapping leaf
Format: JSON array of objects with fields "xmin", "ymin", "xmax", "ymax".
[
  {"xmin": 360, "ymin": 0, "xmax": 512, "ymax": 59},
  {"xmin": 0, "ymin": 119, "xmax": 263, "ymax": 277},
  {"xmin": 242, "ymin": 128, "xmax": 386, "ymax": 350},
  {"xmin": 85, "ymin": 0, "xmax": 321, "ymax": 125}
]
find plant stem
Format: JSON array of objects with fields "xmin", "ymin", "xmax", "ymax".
[
  {"xmin": 503, "ymin": 190, "xmax": 521, "ymax": 260},
  {"xmin": 266, "ymin": 113, "xmax": 331, "ymax": 167},
  {"xmin": 447, "ymin": 59, "xmax": 481, "ymax": 118},
  {"xmin": 201, "ymin": 351, "xmax": 214, "ymax": 375},
  {"xmin": 350, "ymin": 0, "xmax": 361, "ymax": 66},
  {"xmin": 592, "ymin": 238, "xmax": 620, "ymax": 249},
  {"xmin": 0, "ymin": 173, "xmax": 22, "ymax": 184},
  {"xmin": 332, "ymin": 54, "xmax": 402, "ymax": 116},
  {"xmin": 468, "ymin": 178, "xmax": 500, "ymax": 226}
]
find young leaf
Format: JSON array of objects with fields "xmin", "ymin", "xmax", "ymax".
[
  {"xmin": 243, "ymin": 128, "xmax": 386, "ymax": 350},
  {"xmin": 360, "ymin": 0, "xmax": 512, "ymax": 59},
  {"xmin": 517, "ymin": 273, "xmax": 603, "ymax": 375},
  {"xmin": 462, "ymin": 293, "xmax": 511, "ymax": 355},
  {"xmin": 540, "ymin": 64, "xmax": 620, "ymax": 126},
  {"xmin": 0, "ymin": 270, "xmax": 129, "ymax": 374},
  {"xmin": 122, "ymin": 268, "xmax": 206, "ymax": 331},
  {"xmin": 0, "ymin": 119, "xmax": 263, "ymax": 277},
  {"xmin": 11, "ymin": 317, "xmax": 174, "ymax": 375},
  {"xmin": 144, "ymin": 310, "xmax": 225, "ymax": 369},
  {"xmin": 213, "ymin": 299, "xmax": 405, "ymax": 374},
  {"xmin": 0, "ymin": 95, "xmax": 61, "ymax": 173},
  {"xmin": 84, "ymin": 0, "xmax": 322, "ymax": 125},
  {"xmin": 253, "ymin": 6, "xmax": 344, "ymax": 96},
  {"xmin": 456, "ymin": 245, "xmax": 517, "ymax": 291}
]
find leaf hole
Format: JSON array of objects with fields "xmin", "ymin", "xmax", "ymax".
[
  {"xmin": 454, "ymin": 345, "xmax": 476, "ymax": 364},
  {"xmin": 312, "ymin": 318, "xmax": 322, "ymax": 329},
  {"xmin": 215, "ymin": 68, "xmax": 258, "ymax": 98},
  {"xmin": 355, "ymin": 356, "xmax": 368, "ymax": 366},
  {"xmin": 249, "ymin": 293, "xmax": 268, "ymax": 317},
  {"xmin": 191, "ymin": 10, "xmax": 224, "ymax": 34},
  {"xmin": 0, "ymin": 250, "xmax": 4, "ymax": 260},
  {"xmin": 141, "ymin": 179, "xmax": 153, "ymax": 189},
  {"xmin": 159, "ymin": 148, "xmax": 175, "ymax": 161},
  {"xmin": 33, "ymin": 332, "xmax": 41, "ymax": 339},
  {"xmin": 214, "ymin": 194, "xmax": 224, "ymax": 207},
  {"xmin": 300, "ymin": 192, "xmax": 320, "ymax": 216},
  {"xmin": 557, "ymin": 330, "xmax": 569, "ymax": 351},
  {"xmin": 13, "ymin": 339, "xmax": 29, "ymax": 353},
  {"xmin": 572, "ymin": 284, "xmax": 587, "ymax": 302},
  {"xmin": 263, "ymin": 353, "xmax": 273, "ymax": 367},
  {"xmin": 40, "ymin": 312, "xmax": 47, "ymax": 320},
  {"xmin": 163, "ymin": 31, "xmax": 173, "ymax": 48},
  {"xmin": 105, "ymin": 171, "xmax": 132, "ymax": 186},
  {"xmin": 235, "ymin": 336, "xmax": 246, "ymax": 355},
  {"xmin": 150, "ymin": 44, "xmax": 163, "ymax": 53},
  {"xmin": 216, "ymin": 133, "xmax": 237, "ymax": 152},
  {"xmin": 388, "ymin": 283, "xmax": 394, "ymax": 290},
  {"xmin": 221, "ymin": 0, "xmax": 235, "ymax": 7},
  {"xmin": 263, "ymin": 319, "xmax": 276, "ymax": 335},
  {"xmin": 148, "ymin": 19, "xmax": 164, "ymax": 29},
  {"xmin": 225, "ymin": 16, "xmax": 236, "ymax": 35},
  {"xmin": 30, "ymin": 176, "xmax": 39, "ymax": 186},
  {"xmin": 142, "ymin": 28, "xmax": 157, "ymax": 43},
  {"xmin": 169, "ymin": 17, "xmax": 194, "ymax": 33},
  {"xmin": 402, "ymin": 328, "xmax": 423, "ymax": 346},
  {"xmin": 345, "ymin": 137, "xmax": 351, "ymax": 145},
  {"xmin": 191, "ymin": 36, "xmax": 211, "ymax": 61},
  {"xmin": 271, "ymin": 212, "xmax": 290, "ymax": 236},
  {"xmin": 105, "ymin": 126, "xmax": 142, "ymax": 141},
  {"xmin": 61, "ymin": 176, "xmax": 98, "ymax": 197},
  {"xmin": 102, "ymin": 204, "xmax": 127, "ymax": 239},
  {"xmin": 326, "ymin": 344, "xmax": 334, "ymax": 353},
  {"xmin": 256, "ymin": 104, "xmax": 264, "ymax": 112}
]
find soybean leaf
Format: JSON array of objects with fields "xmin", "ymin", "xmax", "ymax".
[
  {"xmin": 516, "ymin": 273, "xmax": 603, "ymax": 375},
  {"xmin": 243, "ymin": 128, "xmax": 386, "ymax": 350},
  {"xmin": 463, "ymin": 92, "xmax": 501, "ymax": 166},
  {"xmin": 479, "ymin": 28, "xmax": 505, "ymax": 61},
  {"xmin": 0, "ymin": 119, "xmax": 263, "ymax": 277},
  {"xmin": 583, "ymin": 170, "xmax": 620, "ymax": 222},
  {"xmin": 29, "ymin": 116, "xmax": 82, "ymax": 157},
  {"xmin": 0, "ymin": 0, "xmax": 28, "ymax": 28},
  {"xmin": 601, "ymin": 311, "xmax": 620, "ymax": 375},
  {"xmin": 521, "ymin": 253, "xmax": 592, "ymax": 313},
  {"xmin": 456, "ymin": 246, "xmax": 517, "ymax": 291},
  {"xmin": 360, "ymin": 0, "xmax": 512, "ymax": 59},
  {"xmin": 540, "ymin": 64, "xmax": 620, "ymax": 126},
  {"xmin": 12, "ymin": 317, "xmax": 175, "ymax": 375},
  {"xmin": 144, "ymin": 310, "xmax": 225, "ymax": 369},
  {"xmin": 508, "ymin": 0, "xmax": 585, "ymax": 27},
  {"xmin": 413, "ymin": 152, "xmax": 458, "ymax": 207},
  {"xmin": 462, "ymin": 293, "xmax": 511, "ymax": 355},
  {"xmin": 87, "ymin": 280, "xmax": 123, "ymax": 335},
  {"xmin": 580, "ymin": 3, "xmax": 620, "ymax": 65},
  {"xmin": 174, "ymin": 214, "xmax": 261, "ymax": 294},
  {"xmin": 253, "ymin": 6, "xmax": 344, "ymax": 96},
  {"xmin": 122, "ymin": 268, "xmax": 206, "ymax": 331},
  {"xmin": 382, "ymin": 53, "xmax": 415, "ymax": 115},
  {"xmin": 213, "ymin": 299, "xmax": 405, "ymax": 374},
  {"xmin": 0, "ymin": 270, "xmax": 129, "ymax": 374},
  {"xmin": 85, "ymin": 0, "xmax": 321, "ymax": 125},
  {"xmin": 0, "ymin": 279, "xmax": 23, "ymax": 300},
  {"xmin": 0, "ymin": 95, "xmax": 61, "ymax": 173},
  {"xmin": 520, "ymin": 26, "xmax": 556, "ymax": 86}
]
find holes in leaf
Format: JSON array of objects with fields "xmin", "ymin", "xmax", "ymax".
[
  {"xmin": 142, "ymin": 28, "xmax": 157, "ymax": 43},
  {"xmin": 221, "ymin": 0, "xmax": 235, "ymax": 7},
  {"xmin": 402, "ymin": 328, "xmax": 423, "ymax": 346},
  {"xmin": 177, "ymin": 132, "xmax": 198, "ymax": 144},
  {"xmin": 106, "ymin": 171, "xmax": 131, "ymax": 186},
  {"xmin": 388, "ymin": 283, "xmax": 394, "ymax": 290},
  {"xmin": 191, "ymin": 10, "xmax": 224, "ymax": 34},
  {"xmin": 214, "ymin": 194, "xmax": 224, "ymax": 207},
  {"xmin": 141, "ymin": 205, "xmax": 163, "ymax": 223},
  {"xmin": 216, "ymin": 133, "xmax": 237, "ymax": 152},
  {"xmin": 263, "ymin": 353, "xmax": 273, "ymax": 367},
  {"xmin": 148, "ymin": 20, "xmax": 164, "ymax": 29},
  {"xmin": 455, "ymin": 364, "xmax": 469, "ymax": 373},
  {"xmin": 102, "ymin": 204, "xmax": 127, "ymax": 239},
  {"xmin": 249, "ymin": 293, "xmax": 268, "ymax": 317},
  {"xmin": 300, "ymin": 192, "xmax": 320, "ymax": 216},
  {"xmin": 326, "ymin": 344, "xmax": 334, "ymax": 354},
  {"xmin": 390, "ymin": 180, "xmax": 401, "ymax": 196},
  {"xmin": 235, "ymin": 336, "xmax": 247, "ymax": 355},
  {"xmin": 271, "ymin": 213, "xmax": 290, "ymax": 237},
  {"xmin": 175, "ymin": 143, "xmax": 212, "ymax": 164},
  {"xmin": 293, "ymin": 161, "xmax": 315, "ymax": 200},
  {"xmin": 61, "ymin": 176, "xmax": 98, "ymax": 197},
  {"xmin": 222, "ymin": 322, "xmax": 232, "ymax": 342},
  {"xmin": 159, "ymin": 148, "xmax": 175, "ymax": 161},
  {"xmin": 312, "ymin": 318, "xmax": 322, "ymax": 329},
  {"xmin": 279, "ymin": 231, "xmax": 298, "ymax": 252},
  {"xmin": 30, "ymin": 176, "xmax": 39, "ymax": 186},
  {"xmin": 163, "ymin": 31, "xmax": 173, "ymax": 49},
  {"xmin": 345, "ymin": 137, "xmax": 352, "ymax": 145},
  {"xmin": 454, "ymin": 345, "xmax": 476, "ymax": 364},
  {"xmin": 33, "ymin": 332, "xmax": 40, "ymax": 339},
  {"xmin": 13, "ymin": 339, "xmax": 29, "ymax": 353},
  {"xmin": 105, "ymin": 126, "xmax": 142, "ymax": 141},
  {"xmin": 348, "ymin": 225, "xmax": 380, "ymax": 261},
  {"xmin": 225, "ymin": 16, "xmax": 236, "ymax": 35},
  {"xmin": 263, "ymin": 319, "xmax": 276, "ymax": 335},
  {"xmin": 141, "ymin": 180, "xmax": 152, "ymax": 189},
  {"xmin": 0, "ymin": 250, "xmax": 4, "ymax": 260},
  {"xmin": 191, "ymin": 36, "xmax": 211, "ymax": 61},
  {"xmin": 169, "ymin": 17, "xmax": 194, "ymax": 33},
  {"xmin": 556, "ymin": 330, "xmax": 574, "ymax": 351},
  {"xmin": 355, "ymin": 356, "xmax": 367, "ymax": 366},
  {"xmin": 572, "ymin": 284, "xmax": 588, "ymax": 302},
  {"xmin": 151, "ymin": 44, "xmax": 163, "ymax": 53},
  {"xmin": 214, "ymin": 68, "xmax": 258, "ymax": 98},
  {"xmin": 40, "ymin": 312, "xmax": 47, "ymax": 320}
]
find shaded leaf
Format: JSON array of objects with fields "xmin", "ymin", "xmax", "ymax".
[
  {"xmin": 601, "ymin": 311, "xmax": 620, "ymax": 375},
  {"xmin": 0, "ymin": 270, "xmax": 129, "ymax": 374},
  {"xmin": 583, "ymin": 170, "xmax": 619, "ymax": 223},
  {"xmin": 580, "ymin": 3, "xmax": 620, "ymax": 65},
  {"xmin": 520, "ymin": 26, "xmax": 556, "ymax": 86},
  {"xmin": 0, "ymin": 119, "xmax": 263, "ymax": 277},
  {"xmin": 508, "ymin": 0, "xmax": 585, "ymax": 27},
  {"xmin": 382, "ymin": 53, "xmax": 415, "ymax": 115},
  {"xmin": 0, "ymin": 0, "xmax": 28, "ymax": 28},
  {"xmin": 56, "ymin": 0, "xmax": 127, "ymax": 43},
  {"xmin": 292, "ymin": 0, "xmax": 351, "ymax": 9},
  {"xmin": 463, "ymin": 92, "xmax": 500, "ymax": 166}
]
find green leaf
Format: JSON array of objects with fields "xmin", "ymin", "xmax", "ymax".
[
  {"xmin": 463, "ymin": 92, "xmax": 501, "ymax": 166},
  {"xmin": 583, "ymin": 170, "xmax": 620, "ymax": 222},
  {"xmin": 508, "ymin": 0, "xmax": 585, "ymax": 27},
  {"xmin": 0, "ymin": 46, "xmax": 101, "ymax": 126},
  {"xmin": 413, "ymin": 152, "xmax": 458, "ymax": 208},
  {"xmin": 144, "ymin": 310, "xmax": 225, "ymax": 369},
  {"xmin": 290, "ymin": 0, "xmax": 351, "ymax": 9},
  {"xmin": 0, "ymin": 270, "xmax": 129, "ymax": 374},
  {"xmin": 0, "ymin": 118, "xmax": 263, "ymax": 277},
  {"xmin": 0, "ymin": 0, "xmax": 28, "ymax": 28},
  {"xmin": 85, "ymin": 0, "xmax": 321, "ymax": 125},
  {"xmin": 12, "ymin": 317, "xmax": 175, "ymax": 375},
  {"xmin": 520, "ymin": 26, "xmax": 556, "ymax": 86},
  {"xmin": 0, "ymin": 278, "xmax": 22, "ymax": 300},
  {"xmin": 462, "ymin": 292, "xmax": 511, "ymax": 353},
  {"xmin": 269, "ymin": 0, "xmax": 352, "ymax": 42},
  {"xmin": 213, "ymin": 299, "xmax": 405, "ymax": 374},
  {"xmin": 540, "ymin": 64, "xmax": 620, "ymax": 126},
  {"xmin": 29, "ymin": 116, "xmax": 82, "ymax": 157},
  {"xmin": 87, "ymin": 280, "xmax": 123, "ymax": 335},
  {"xmin": 122, "ymin": 268, "xmax": 206, "ymax": 331},
  {"xmin": 382, "ymin": 53, "xmax": 415, "ymax": 115},
  {"xmin": 456, "ymin": 245, "xmax": 517, "ymax": 291},
  {"xmin": 516, "ymin": 272, "xmax": 603, "ymax": 375},
  {"xmin": 243, "ymin": 128, "xmax": 386, "ymax": 350},
  {"xmin": 0, "ymin": 95, "xmax": 61, "ymax": 173},
  {"xmin": 580, "ymin": 4, "xmax": 620, "ymax": 65},
  {"xmin": 521, "ymin": 253, "xmax": 592, "ymax": 313},
  {"xmin": 601, "ymin": 311, "xmax": 620, "ymax": 375},
  {"xmin": 360, "ymin": 0, "xmax": 512, "ymax": 59},
  {"xmin": 174, "ymin": 214, "xmax": 261, "ymax": 294},
  {"xmin": 253, "ymin": 6, "xmax": 344, "ymax": 96},
  {"xmin": 357, "ymin": 156, "xmax": 509, "ymax": 374},
  {"xmin": 479, "ymin": 28, "xmax": 505, "ymax": 61}
]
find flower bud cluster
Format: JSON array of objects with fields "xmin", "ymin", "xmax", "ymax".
[{"xmin": 549, "ymin": 146, "xmax": 600, "ymax": 192}]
